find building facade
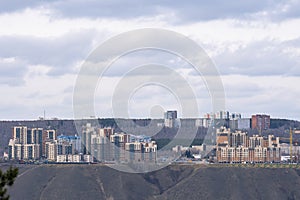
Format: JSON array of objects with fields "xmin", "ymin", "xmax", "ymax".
[
  {"xmin": 251, "ymin": 114, "xmax": 271, "ymax": 131},
  {"xmin": 164, "ymin": 110, "xmax": 179, "ymax": 128},
  {"xmin": 216, "ymin": 127, "xmax": 280, "ymax": 163},
  {"xmin": 8, "ymin": 126, "xmax": 56, "ymax": 160},
  {"xmin": 81, "ymin": 124, "xmax": 157, "ymax": 163}
]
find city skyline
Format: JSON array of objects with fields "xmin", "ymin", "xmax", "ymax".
[
  {"xmin": 1, "ymin": 1, "xmax": 300, "ymax": 199},
  {"xmin": 0, "ymin": 111, "xmax": 295, "ymax": 121},
  {"xmin": 0, "ymin": 109, "xmax": 294, "ymax": 122}
]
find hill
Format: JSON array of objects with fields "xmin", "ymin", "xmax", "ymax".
[{"xmin": 3, "ymin": 164, "xmax": 300, "ymax": 200}]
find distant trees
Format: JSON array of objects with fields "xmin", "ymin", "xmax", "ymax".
[
  {"xmin": 270, "ymin": 119, "xmax": 300, "ymax": 129},
  {"xmin": 0, "ymin": 166, "xmax": 18, "ymax": 200},
  {"xmin": 98, "ymin": 118, "xmax": 117, "ymax": 127}
]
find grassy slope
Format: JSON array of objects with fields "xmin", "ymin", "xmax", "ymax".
[{"xmin": 3, "ymin": 164, "xmax": 300, "ymax": 200}]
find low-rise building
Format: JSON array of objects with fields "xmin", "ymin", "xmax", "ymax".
[
  {"xmin": 71, "ymin": 154, "xmax": 81, "ymax": 162},
  {"xmin": 84, "ymin": 154, "xmax": 93, "ymax": 162},
  {"xmin": 57, "ymin": 155, "xmax": 67, "ymax": 162}
]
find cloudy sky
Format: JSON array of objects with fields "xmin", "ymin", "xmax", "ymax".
[{"xmin": 0, "ymin": 0, "xmax": 300, "ymax": 120}]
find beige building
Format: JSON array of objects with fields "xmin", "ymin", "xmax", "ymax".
[
  {"xmin": 45, "ymin": 141, "xmax": 57, "ymax": 161},
  {"xmin": 124, "ymin": 141, "xmax": 157, "ymax": 162},
  {"xmin": 216, "ymin": 127, "xmax": 281, "ymax": 163},
  {"xmin": 8, "ymin": 139, "xmax": 22, "ymax": 160},
  {"xmin": 12, "ymin": 126, "xmax": 27, "ymax": 144},
  {"xmin": 23, "ymin": 144, "xmax": 40, "ymax": 160},
  {"xmin": 84, "ymin": 154, "xmax": 93, "ymax": 162},
  {"xmin": 9, "ymin": 140, "xmax": 40, "ymax": 160},
  {"xmin": 71, "ymin": 154, "xmax": 81, "ymax": 162},
  {"xmin": 57, "ymin": 155, "xmax": 67, "ymax": 162}
]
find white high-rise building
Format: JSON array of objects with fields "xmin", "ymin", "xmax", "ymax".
[
  {"xmin": 45, "ymin": 141, "xmax": 57, "ymax": 161},
  {"xmin": 13, "ymin": 126, "xmax": 27, "ymax": 144}
]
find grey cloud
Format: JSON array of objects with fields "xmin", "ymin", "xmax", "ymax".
[
  {"xmin": 86, "ymin": 49, "xmax": 190, "ymax": 77},
  {"xmin": 224, "ymin": 76, "xmax": 300, "ymax": 120},
  {"xmin": 282, "ymin": 2, "xmax": 300, "ymax": 19},
  {"xmin": 260, "ymin": 0, "xmax": 300, "ymax": 21},
  {"xmin": 238, "ymin": 94, "xmax": 300, "ymax": 120},
  {"xmin": 47, "ymin": 0, "xmax": 287, "ymax": 22},
  {"xmin": 0, "ymin": 0, "xmax": 40, "ymax": 14},
  {"xmin": 63, "ymin": 86, "xmax": 74, "ymax": 93},
  {"xmin": 0, "ymin": 0, "xmax": 292, "ymax": 22},
  {"xmin": 168, "ymin": 0, "xmax": 280, "ymax": 22},
  {"xmin": 0, "ymin": 30, "xmax": 96, "ymax": 76},
  {"xmin": 48, "ymin": 0, "xmax": 158, "ymax": 19},
  {"xmin": 0, "ymin": 58, "xmax": 27, "ymax": 86},
  {"xmin": 213, "ymin": 38, "xmax": 300, "ymax": 76}
]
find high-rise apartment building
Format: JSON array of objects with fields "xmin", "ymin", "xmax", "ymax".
[
  {"xmin": 81, "ymin": 123, "xmax": 95, "ymax": 155},
  {"xmin": 80, "ymin": 123, "xmax": 157, "ymax": 163},
  {"xmin": 251, "ymin": 114, "xmax": 270, "ymax": 131},
  {"xmin": 164, "ymin": 110, "xmax": 177, "ymax": 119},
  {"xmin": 23, "ymin": 144, "xmax": 40, "ymax": 160},
  {"xmin": 125, "ymin": 141, "xmax": 157, "ymax": 162},
  {"xmin": 8, "ymin": 139, "xmax": 22, "ymax": 160},
  {"xmin": 215, "ymin": 111, "xmax": 230, "ymax": 120},
  {"xmin": 8, "ymin": 126, "xmax": 57, "ymax": 160},
  {"xmin": 12, "ymin": 126, "xmax": 27, "ymax": 144},
  {"xmin": 164, "ymin": 110, "xmax": 179, "ymax": 128},
  {"xmin": 57, "ymin": 135, "xmax": 81, "ymax": 153},
  {"xmin": 216, "ymin": 127, "xmax": 280, "ymax": 163},
  {"xmin": 45, "ymin": 141, "xmax": 57, "ymax": 161}
]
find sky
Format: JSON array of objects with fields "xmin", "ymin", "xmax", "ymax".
[{"xmin": 0, "ymin": 0, "xmax": 300, "ymax": 120}]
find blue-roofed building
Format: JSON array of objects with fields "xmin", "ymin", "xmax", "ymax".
[{"xmin": 57, "ymin": 135, "xmax": 81, "ymax": 153}]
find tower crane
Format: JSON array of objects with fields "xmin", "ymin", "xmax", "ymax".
[{"xmin": 290, "ymin": 128, "xmax": 293, "ymax": 162}]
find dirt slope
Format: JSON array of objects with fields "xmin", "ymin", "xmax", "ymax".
[{"xmin": 5, "ymin": 165, "xmax": 300, "ymax": 200}]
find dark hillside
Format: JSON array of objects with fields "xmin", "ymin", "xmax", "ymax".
[
  {"xmin": 270, "ymin": 119, "xmax": 300, "ymax": 129},
  {"xmin": 4, "ymin": 164, "xmax": 300, "ymax": 200}
]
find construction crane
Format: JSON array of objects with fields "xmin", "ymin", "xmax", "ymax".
[
  {"xmin": 290, "ymin": 128, "xmax": 293, "ymax": 162},
  {"xmin": 280, "ymin": 128, "xmax": 300, "ymax": 162}
]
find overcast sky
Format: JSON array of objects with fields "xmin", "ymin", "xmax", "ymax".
[{"xmin": 0, "ymin": 0, "xmax": 300, "ymax": 120}]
